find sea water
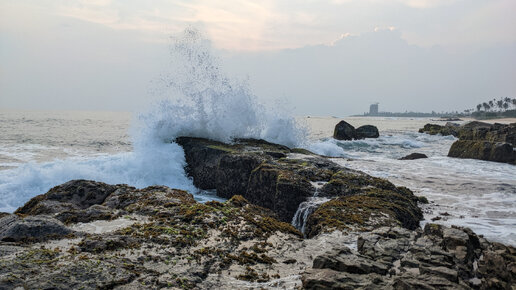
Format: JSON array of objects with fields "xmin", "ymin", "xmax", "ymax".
[{"xmin": 1, "ymin": 28, "xmax": 514, "ymax": 246}]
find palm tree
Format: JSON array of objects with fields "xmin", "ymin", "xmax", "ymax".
[
  {"xmin": 503, "ymin": 102, "xmax": 509, "ymax": 110},
  {"xmin": 477, "ymin": 104, "xmax": 482, "ymax": 111},
  {"xmin": 497, "ymin": 99, "xmax": 504, "ymax": 111},
  {"xmin": 483, "ymin": 102, "xmax": 490, "ymax": 111}
]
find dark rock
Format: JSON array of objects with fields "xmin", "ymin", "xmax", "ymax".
[
  {"xmin": 0, "ymin": 215, "xmax": 73, "ymax": 242},
  {"xmin": 54, "ymin": 204, "xmax": 114, "ymax": 224},
  {"xmin": 313, "ymin": 247, "xmax": 389, "ymax": 275},
  {"xmin": 418, "ymin": 123, "xmax": 459, "ymax": 136},
  {"xmin": 15, "ymin": 180, "xmax": 118, "ymax": 215},
  {"xmin": 399, "ymin": 153, "xmax": 428, "ymax": 160},
  {"xmin": 245, "ymin": 163, "xmax": 314, "ymax": 222},
  {"xmin": 355, "ymin": 125, "xmax": 380, "ymax": 139},
  {"xmin": 302, "ymin": 268, "xmax": 389, "ymax": 289},
  {"xmin": 448, "ymin": 140, "xmax": 516, "ymax": 164},
  {"xmin": 303, "ymin": 224, "xmax": 516, "ymax": 289},
  {"xmin": 333, "ymin": 120, "xmax": 357, "ymax": 140},
  {"xmin": 420, "ymin": 121, "xmax": 516, "ymax": 164},
  {"xmin": 216, "ymin": 153, "xmax": 265, "ymax": 198},
  {"xmin": 305, "ymin": 186, "xmax": 422, "ymax": 238}
]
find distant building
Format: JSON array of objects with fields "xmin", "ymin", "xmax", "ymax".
[{"xmin": 369, "ymin": 103, "xmax": 379, "ymax": 115}]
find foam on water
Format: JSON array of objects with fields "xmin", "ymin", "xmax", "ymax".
[
  {"xmin": 307, "ymin": 126, "xmax": 516, "ymax": 246},
  {"xmin": 0, "ymin": 28, "xmax": 305, "ymax": 212}
]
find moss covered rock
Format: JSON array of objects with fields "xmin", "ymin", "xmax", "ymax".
[
  {"xmin": 448, "ymin": 140, "xmax": 516, "ymax": 164},
  {"xmin": 305, "ymin": 187, "xmax": 422, "ymax": 238}
]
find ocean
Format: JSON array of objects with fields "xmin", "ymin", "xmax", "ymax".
[{"xmin": 1, "ymin": 110, "xmax": 515, "ymax": 246}]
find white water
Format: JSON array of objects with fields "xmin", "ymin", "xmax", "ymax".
[
  {"xmin": 0, "ymin": 28, "xmax": 304, "ymax": 212},
  {"xmin": 291, "ymin": 181, "xmax": 329, "ymax": 234},
  {"xmin": 305, "ymin": 117, "xmax": 516, "ymax": 246}
]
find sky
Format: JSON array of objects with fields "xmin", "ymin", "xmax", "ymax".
[{"xmin": 1, "ymin": 0, "xmax": 515, "ymax": 116}]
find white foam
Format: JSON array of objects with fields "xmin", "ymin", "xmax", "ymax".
[{"xmin": 0, "ymin": 28, "xmax": 307, "ymax": 212}]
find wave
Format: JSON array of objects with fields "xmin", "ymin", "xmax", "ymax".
[{"xmin": 0, "ymin": 28, "xmax": 307, "ymax": 212}]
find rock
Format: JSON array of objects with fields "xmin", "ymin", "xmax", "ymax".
[
  {"xmin": 448, "ymin": 140, "xmax": 516, "ymax": 164},
  {"xmin": 15, "ymin": 180, "xmax": 118, "ymax": 215},
  {"xmin": 303, "ymin": 224, "xmax": 515, "ymax": 289},
  {"xmin": 333, "ymin": 120, "xmax": 357, "ymax": 140},
  {"xmin": 245, "ymin": 163, "xmax": 314, "ymax": 222},
  {"xmin": 302, "ymin": 268, "xmax": 389, "ymax": 289},
  {"xmin": 0, "ymin": 215, "xmax": 73, "ymax": 242},
  {"xmin": 312, "ymin": 247, "xmax": 389, "ymax": 275},
  {"xmin": 355, "ymin": 125, "xmax": 380, "ymax": 139},
  {"xmin": 420, "ymin": 266, "xmax": 458, "ymax": 283},
  {"xmin": 418, "ymin": 123, "xmax": 459, "ymax": 136},
  {"xmin": 305, "ymin": 186, "xmax": 422, "ymax": 238},
  {"xmin": 399, "ymin": 153, "xmax": 428, "ymax": 160},
  {"xmin": 420, "ymin": 121, "xmax": 516, "ymax": 164},
  {"xmin": 2, "ymin": 177, "xmax": 515, "ymax": 289},
  {"xmin": 177, "ymin": 137, "xmax": 348, "ymax": 222}
]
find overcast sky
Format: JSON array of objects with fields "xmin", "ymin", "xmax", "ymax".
[{"xmin": 1, "ymin": 0, "xmax": 515, "ymax": 116}]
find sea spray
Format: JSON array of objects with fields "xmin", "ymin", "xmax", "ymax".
[
  {"xmin": 136, "ymin": 27, "xmax": 306, "ymax": 147},
  {"xmin": 0, "ymin": 28, "xmax": 307, "ymax": 212}
]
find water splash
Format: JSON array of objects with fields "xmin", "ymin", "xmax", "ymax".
[
  {"xmin": 0, "ymin": 28, "xmax": 307, "ymax": 212},
  {"xmin": 291, "ymin": 182, "xmax": 329, "ymax": 234},
  {"xmin": 136, "ymin": 27, "xmax": 306, "ymax": 148}
]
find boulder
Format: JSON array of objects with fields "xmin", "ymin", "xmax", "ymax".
[
  {"xmin": 448, "ymin": 140, "xmax": 516, "ymax": 164},
  {"xmin": 355, "ymin": 125, "xmax": 380, "ymax": 139},
  {"xmin": 0, "ymin": 215, "xmax": 73, "ymax": 242},
  {"xmin": 399, "ymin": 153, "xmax": 428, "ymax": 160},
  {"xmin": 15, "ymin": 180, "xmax": 118, "ymax": 215},
  {"xmin": 333, "ymin": 121, "xmax": 357, "ymax": 140}
]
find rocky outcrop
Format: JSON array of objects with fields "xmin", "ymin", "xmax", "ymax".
[
  {"xmin": 1, "ymin": 181, "xmax": 305, "ymax": 289},
  {"xmin": 399, "ymin": 153, "xmax": 428, "ymax": 160},
  {"xmin": 333, "ymin": 121, "xmax": 380, "ymax": 140},
  {"xmin": 1, "ymin": 174, "xmax": 514, "ymax": 288},
  {"xmin": 303, "ymin": 224, "xmax": 516, "ymax": 289},
  {"xmin": 356, "ymin": 125, "xmax": 380, "ymax": 139},
  {"xmin": 177, "ymin": 137, "xmax": 419, "ymax": 225},
  {"xmin": 448, "ymin": 140, "xmax": 516, "ymax": 164},
  {"xmin": 419, "ymin": 121, "xmax": 516, "ymax": 164}
]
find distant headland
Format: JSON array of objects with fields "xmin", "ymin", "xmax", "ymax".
[{"xmin": 355, "ymin": 98, "xmax": 516, "ymax": 119}]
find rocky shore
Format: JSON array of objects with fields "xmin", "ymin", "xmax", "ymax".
[
  {"xmin": 419, "ymin": 121, "xmax": 516, "ymax": 164},
  {"xmin": 1, "ymin": 137, "xmax": 515, "ymax": 289}
]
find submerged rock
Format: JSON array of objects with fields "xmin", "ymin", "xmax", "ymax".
[
  {"xmin": 333, "ymin": 120, "xmax": 357, "ymax": 140},
  {"xmin": 355, "ymin": 125, "xmax": 380, "ymax": 139},
  {"xmin": 399, "ymin": 153, "xmax": 428, "ymax": 160}
]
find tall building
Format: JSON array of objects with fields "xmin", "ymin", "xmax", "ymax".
[{"xmin": 369, "ymin": 103, "xmax": 379, "ymax": 115}]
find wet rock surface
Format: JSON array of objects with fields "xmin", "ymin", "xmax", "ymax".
[
  {"xmin": 333, "ymin": 120, "xmax": 357, "ymax": 140},
  {"xmin": 356, "ymin": 124, "xmax": 380, "ymax": 139},
  {"xmin": 399, "ymin": 153, "xmax": 428, "ymax": 160},
  {"xmin": 419, "ymin": 121, "xmax": 516, "ymax": 164},
  {"xmin": 333, "ymin": 121, "xmax": 380, "ymax": 140}
]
